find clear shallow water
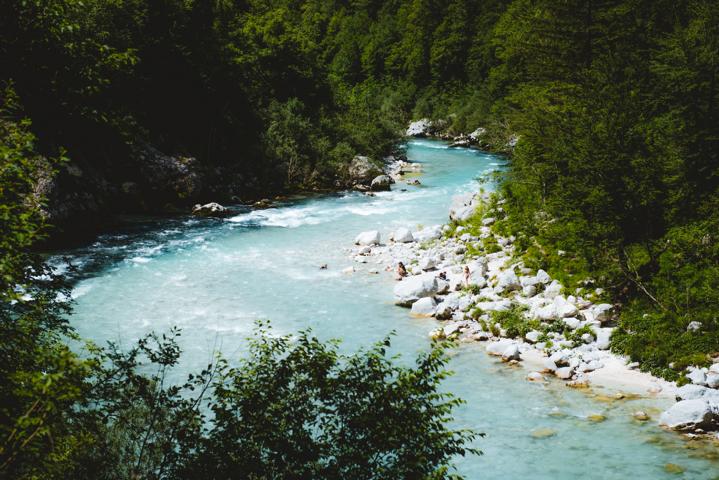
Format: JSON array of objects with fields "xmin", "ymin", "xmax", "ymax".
[{"xmin": 59, "ymin": 139, "xmax": 718, "ymax": 479}]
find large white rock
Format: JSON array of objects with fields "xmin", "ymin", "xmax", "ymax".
[
  {"xmin": 594, "ymin": 328, "xmax": 613, "ymax": 350},
  {"xmin": 502, "ymin": 344, "xmax": 521, "ymax": 362},
  {"xmin": 554, "ymin": 296, "xmax": 578, "ymax": 318},
  {"xmin": 659, "ymin": 399, "xmax": 719, "ymax": 432},
  {"xmin": 419, "ymin": 256, "xmax": 436, "ymax": 271},
  {"xmin": 192, "ymin": 202, "xmax": 228, "ymax": 217},
  {"xmin": 370, "ymin": 174, "xmax": 393, "ymax": 191},
  {"xmin": 414, "ymin": 225, "xmax": 442, "ymax": 242},
  {"xmin": 486, "ymin": 339, "xmax": 516, "ymax": 356},
  {"xmin": 544, "ymin": 280, "xmax": 562, "ymax": 299},
  {"xmin": 706, "ymin": 373, "xmax": 719, "ymax": 389},
  {"xmin": 391, "ymin": 227, "xmax": 414, "ymax": 243},
  {"xmin": 534, "ymin": 303, "xmax": 558, "ymax": 321},
  {"xmin": 496, "ymin": 269, "xmax": 520, "ymax": 292},
  {"xmin": 411, "ymin": 297, "xmax": 437, "ymax": 317},
  {"xmin": 393, "ymin": 274, "xmax": 440, "ymax": 307},
  {"xmin": 676, "ymin": 385, "xmax": 719, "ymax": 402},
  {"xmin": 535, "ymin": 269, "xmax": 551, "ymax": 284},
  {"xmin": 525, "ymin": 331, "xmax": 541, "ymax": 343},
  {"xmin": 354, "ymin": 230, "xmax": 380, "ymax": 246},
  {"xmin": 687, "ymin": 368, "xmax": 708, "ymax": 386},
  {"xmin": 406, "ymin": 119, "xmax": 432, "ymax": 137},
  {"xmin": 449, "ymin": 193, "xmax": 477, "ymax": 222},
  {"xmin": 593, "ymin": 303, "xmax": 613, "ymax": 323}
]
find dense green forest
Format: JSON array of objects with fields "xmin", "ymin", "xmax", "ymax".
[{"xmin": 3, "ymin": 0, "xmax": 719, "ymax": 477}]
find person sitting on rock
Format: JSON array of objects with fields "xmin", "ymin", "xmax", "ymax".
[
  {"xmin": 396, "ymin": 262, "xmax": 408, "ymax": 280},
  {"xmin": 438, "ymin": 271, "xmax": 447, "ymax": 281},
  {"xmin": 463, "ymin": 265, "xmax": 471, "ymax": 287}
]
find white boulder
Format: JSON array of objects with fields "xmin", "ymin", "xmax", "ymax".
[
  {"xmin": 411, "ymin": 297, "xmax": 437, "ymax": 317},
  {"xmin": 354, "ymin": 230, "xmax": 380, "ymax": 246},
  {"xmin": 659, "ymin": 399, "xmax": 719, "ymax": 432},
  {"xmin": 406, "ymin": 119, "xmax": 432, "ymax": 137},
  {"xmin": 393, "ymin": 274, "xmax": 440, "ymax": 307},
  {"xmin": 391, "ymin": 227, "xmax": 414, "ymax": 243}
]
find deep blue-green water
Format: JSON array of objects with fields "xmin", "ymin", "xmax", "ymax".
[{"xmin": 60, "ymin": 139, "xmax": 718, "ymax": 479}]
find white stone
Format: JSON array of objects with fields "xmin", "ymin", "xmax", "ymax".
[
  {"xmin": 555, "ymin": 367, "xmax": 575, "ymax": 379},
  {"xmin": 527, "ymin": 371, "xmax": 545, "ymax": 382},
  {"xmin": 496, "ymin": 269, "xmax": 520, "ymax": 292},
  {"xmin": 687, "ymin": 321, "xmax": 703, "ymax": 332},
  {"xmin": 406, "ymin": 119, "xmax": 432, "ymax": 136},
  {"xmin": 486, "ymin": 339, "xmax": 516, "ymax": 356},
  {"xmin": 419, "ymin": 256, "xmax": 436, "ymax": 271},
  {"xmin": 535, "ymin": 269, "xmax": 551, "ymax": 284},
  {"xmin": 706, "ymin": 373, "xmax": 719, "ymax": 389},
  {"xmin": 688, "ymin": 368, "xmax": 708, "ymax": 386},
  {"xmin": 414, "ymin": 225, "xmax": 443, "ymax": 242},
  {"xmin": 594, "ymin": 327, "xmax": 613, "ymax": 350},
  {"xmin": 502, "ymin": 344, "xmax": 521, "ymax": 362},
  {"xmin": 676, "ymin": 385, "xmax": 719, "ymax": 402},
  {"xmin": 342, "ymin": 266, "xmax": 355, "ymax": 274},
  {"xmin": 522, "ymin": 285, "xmax": 537, "ymax": 297},
  {"xmin": 392, "ymin": 227, "xmax": 414, "ymax": 243},
  {"xmin": 659, "ymin": 399, "xmax": 719, "ymax": 431},
  {"xmin": 411, "ymin": 297, "xmax": 437, "ymax": 317},
  {"xmin": 393, "ymin": 274, "xmax": 439, "ymax": 306},
  {"xmin": 563, "ymin": 317, "xmax": 581, "ymax": 330},
  {"xmin": 544, "ymin": 280, "xmax": 562, "ymax": 299},
  {"xmin": 355, "ymin": 230, "xmax": 380, "ymax": 246},
  {"xmin": 525, "ymin": 331, "xmax": 541, "ymax": 343}
]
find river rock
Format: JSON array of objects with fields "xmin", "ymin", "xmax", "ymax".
[
  {"xmin": 394, "ymin": 274, "xmax": 440, "ymax": 306},
  {"xmin": 354, "ymin": 230, "xmax": 380, "ymax": 246},
  {"xmin": 527, "ymin": 371, "xmax": 545, "ymax": 382},
  {"xmin": 706, "ymin": 373, "xmax": 719, "ymax": 389},
  {"xmin": 687, "ymin": 321, "xmax": 703, "ymax": 332},
  {"xmin": 391, "ymin": 227, "xmax": 414, "ymax": 243},
  {"xmin": 659, "ymin": 399, "xmax": 719, "ymax": 432},
  {"xmin": 502, "ymin": 343, "xmax": 521, "ymax": 362},
  {"xmin": 406, "ymin": 119, "xmax": 432, "ymax": 137},
  {"xmin": 370, "ymin": 175, "xmax": 393, "ymax": 191},
  {"xmin": 348, "ymin": 156, "xmax": 383, "ymax": 184},
  {"xmin": 486, "ymin": 339, "xmax": 516, "ymax": 356},
  {"xmin": 411, "ymin": 297, "xmax": 437, "ymax": 317},
  {"xmin": 555, "ymin": 367, "xmax": 575, "ymax": 380},
  {"xmin": 676, "ymin": 385, "xmax": 719, "ymax": 402},
  {"xmin": 192, "ymin": 202, "xmax": 228, "ymax": 217}
]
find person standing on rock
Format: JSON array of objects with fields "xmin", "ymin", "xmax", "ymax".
[
  {"xmin": 396, "ymin": 262, "xmax": 408, "ymax": 280},
  {"xmin": 464, "ymin": 266, "xmax": 471, "ymax": 287}
]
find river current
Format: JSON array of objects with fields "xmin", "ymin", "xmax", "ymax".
[{"xmin": 59, "ymin": 139, "xmax": 718, "ymax": 479}]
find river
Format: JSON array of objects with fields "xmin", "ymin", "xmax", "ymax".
[{"xmin": 58, "ymin": 139, "xmax": 718, "ymax": 479}]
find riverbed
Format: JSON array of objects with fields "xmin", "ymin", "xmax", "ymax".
[{"xmin": 58, "ymin": 139, "xmax": 719, "ymax": 479}]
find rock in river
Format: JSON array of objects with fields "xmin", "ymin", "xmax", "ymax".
[
  {"xmin": 393, "ymin": 273, "xmax": 440, "ymax": 307},
  {"xmin": 370, "ymin": 174, "xmax": 393, "ymax": 191},
  {"xmin": 192, "ymin": 202, "xmax": 229, "ymax": 217}
]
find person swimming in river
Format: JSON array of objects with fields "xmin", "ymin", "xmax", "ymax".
[
  {"xmin": 396, "ymin": 262, "xmax": 408, "ymax": 280},
  {"xmin": 463, "ymin": 265, "xmax": 471, "ymax": 286}
]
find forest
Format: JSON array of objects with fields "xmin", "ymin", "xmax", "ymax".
[{"xmin": 2, "ymin": 0, "xmax": 719, "ymax": 478}]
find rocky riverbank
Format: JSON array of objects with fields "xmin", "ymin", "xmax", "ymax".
[{"xmin": 346, "ymin": 139, "xmax": 719, "ymax": 440}]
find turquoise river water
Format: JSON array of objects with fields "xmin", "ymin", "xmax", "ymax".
[{"xmin": 58, "ymin": 139, "xmax": 718, "ymax": 479}]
